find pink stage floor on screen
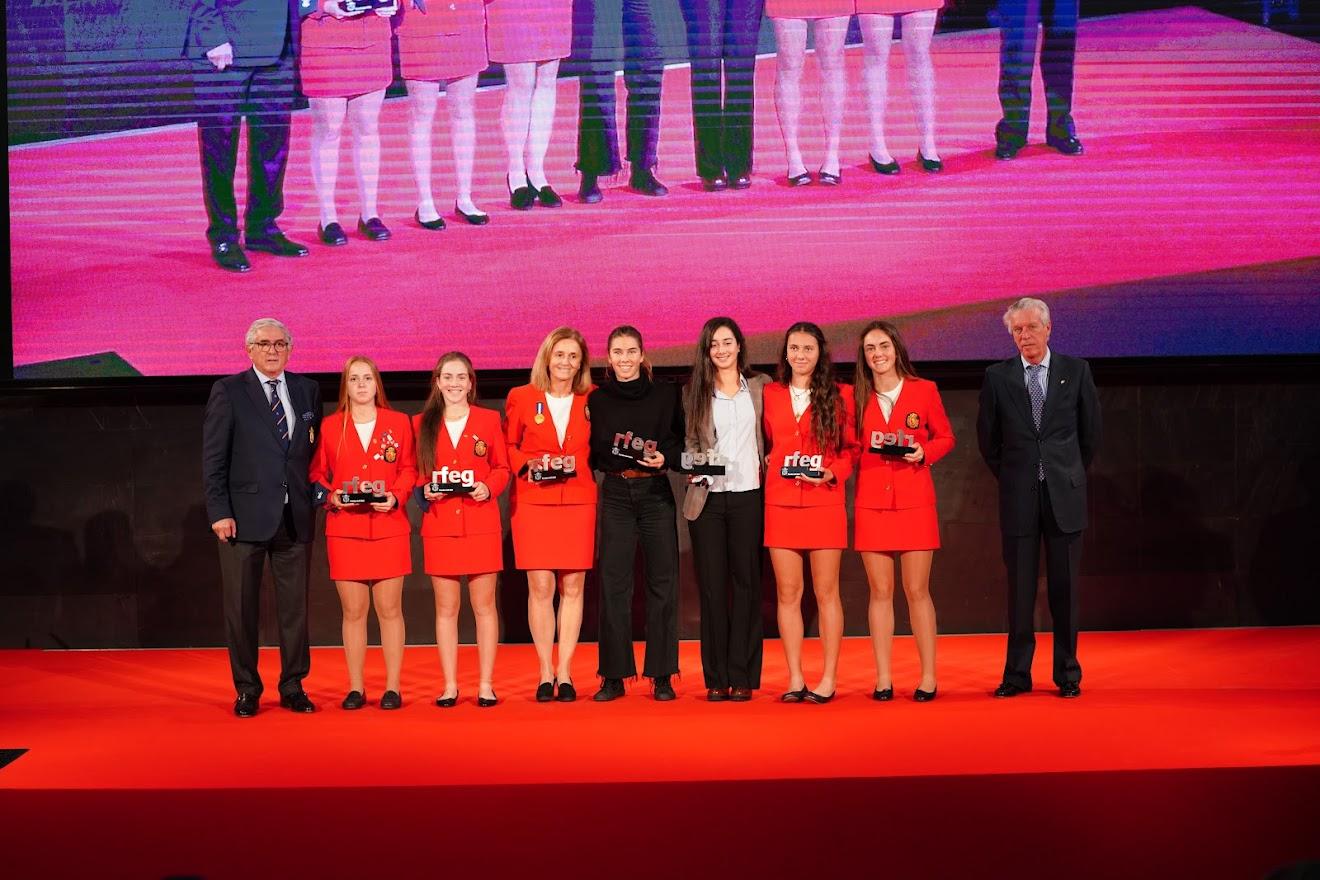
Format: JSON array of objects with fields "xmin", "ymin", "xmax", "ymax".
[{"xmin": 9, "ymin": 7, "xmax": 1320, "ymax": 374}]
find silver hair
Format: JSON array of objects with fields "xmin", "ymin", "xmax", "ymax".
[
  {"xmin": 1002, "ymin": 297, "xmax": 1051, "ymax": 331},
  {"xmin": 245, "ymin": 318, "xmax": 292, "ymax": 347}
]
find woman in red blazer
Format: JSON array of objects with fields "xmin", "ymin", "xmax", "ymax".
[
  {"xmin": 309, "ymin": 355, "xmax": 417, "ymax": 711},
  {"xmin": 504, "ymin": 327, "xmax": 597, "ymax": 702},
  {"xmin": 853, "ymin": 320, "xmax": 954, "ymax": 702},
  {"xmin": 764, "ymin": 321, "xmax": 857, "ymax": 704},
  {"xmin": 414, "ymin": 352, "xmax": 511, "ymax": 708}
]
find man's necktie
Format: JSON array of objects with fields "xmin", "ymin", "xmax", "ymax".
[
  {"xmin": 267, "ymin": 379, "xmax": 290, "ymax": 452},
  {"xmin": 1027, "ymin": 364, "xmax": 1044, "ymax": 480}
]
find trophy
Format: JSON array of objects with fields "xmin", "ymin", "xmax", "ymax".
[
  {"xmin": 610, "ymin": 430, "xmax": 658, "ymax": 464},
  {"xmin": 868, "ymin": 430, "xmax": 917, "ymax": 457},
  {"xmin": 341, "ymin": 477, "xmax": 388, "ymax": 505},
  {"xmin": 342, "ymin": 0, "xmax": 397, "ymax": 14},
  {"xmin": 429, "ymin": 467, "xmax": 476, "ymax": 495},
  {"xmin": 529, "ymin": 454, "xmax": 576, "ymax": 483},
  {"xmin": 780, "ymin": 452, "xmax": 824, "ymax": 480},
  {"xmin": 680, "ymin": 449, "xmax": 727, "ymax": 477}
]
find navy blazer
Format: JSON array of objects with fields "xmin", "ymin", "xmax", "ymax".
[
  {"xmin": 202, "ymin": 369, "xmax": 323, "ymax": 543},
  {"xmin": 184, "ymin": 0, "xmax": 314, "ymax": 65},
  {"xmin": 976, "ymin": 352, "xmax": 1101, "ymax": 536}
]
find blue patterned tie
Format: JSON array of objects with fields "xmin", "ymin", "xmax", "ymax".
[
  {"xmin": 267, "ymin": 379, "xmax": 290, "ymax": 452},
  {"xmin": 1027, "ymin": 364, "xmax": 1044, "ymax": 480}
]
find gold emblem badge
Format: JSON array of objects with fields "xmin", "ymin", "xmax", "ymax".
[
  {"xmin": 905, "ymin": 412, "xmax": 920, "ymax": 430},
  {"xmin": 308, "ymin": 425, "xmax": 315, "ymax": 445},
  {"xmin": 474, "ymin": 439, "xmax": 488, "ymax": 457},
  {"xmin": 384, "ymin": 445, "xmax": 397, "ymax": 463},
  {"xmin": 534, "ymin": 414, "xmax": 545, "ymax": 425}
]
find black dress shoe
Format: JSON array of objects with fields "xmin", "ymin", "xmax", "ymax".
[
  {"xmin": 341, "ymin": 690, "xmax": 366, "ymax": 710},
  {"xmin": 701, "ymin": 175, "xmax": 728, "ymax": 192},
  {"xmin": 535, "ymin": 183, "xmax": 563, "ymax": 208},
  {"xmin": 869, "ymin": 154, "xmax": 900, "ymax": 175},
  {"xmin": 233, "ymin": 693, "xmax": 258, "ymax": 717},
  {"xmin": 212, "ymin": 240, "xmax": 251, "ymax": 273},
  {"xmin": 434, "ymin": 692, "xmax": 459, "ymax": 708},
  {"xmin": 358, "ymin": 216, "xmax": 391, "ymax": 241},
  {"xmin": 1058, "ymin": 682, "xmax": 1082, "ymax": 698},
  {"xmin": 729, "ymin": 174, "xmax": 752, "ymax": 190},
  {"xmin": 246, "ymin": 232, "xmax": 308, "ymax": 257},
  {"xmin": 917, "ymin": 151, "xmax": 943, "ymax": 173},
  {"xmin": 787, "ymin": 171, "xmax": 812, "ymax": 186},
  {"xmin": 477, "ymin": 691, "xmax": 499, "ymax": 708},
  {"xmin": 707, "ymin": 687, "xmax": 730, "ymax": 702},
  {"xmin": 414, "ymin": 210, "xmax": 446, "ymax": 231},
  {"xmin": 578, "ymin": 173, "xmax": 603, "ymax": 204},
  {"xmin": 729, "ymin": 687, "xmax": 753, "ymax": 702},
  {"xmin": 593, "ymin": 678, "xmax": 625, "ymax": 702},
  {"xmin": 993, "ymin": 681, "xmax": 1030, "ymax": 698},
  {"xmin": 279, "ymin": 691, "xmax": 316, "ymax": 713},
  {"xmin": 380, "ymin": 690, "xmax": 402, "ymax": 710},
  {"xmin": 555, "ymin": 680, "xmax": 577, "ymax": 702},
  {"xmin": 872, "ymin": 687, "xmax": 894, "ymax": 702},
  {"xmin": 509, "ymin": 176, "xmax": 536, "ymax": 210},
  {"xmin": 652, "ymin": 675, "xmax": 676, "ymax": 702},
  {"xmin": 317, "ymin": 222, "xmax": 348, "ymax": 246},
  {"xmin": 535, "ymin": 680, "xmax": 555, "ymax": 702},
  {"xmin": 629, "ymin": 168, "xmax": 668, "ymax": 197},
  {"xmin": 1045, "ymin": 135, "xmax": 1084, "ymax": 156},
  {"xmin": 913, "ymin": 686, "xmax": 938, "ymax": 702},
  {"xmin": 804, "ymin": 689, "xmax": 836, "ymax": 704},
  {"xmin": 780, "ymin": 686, "xmax": 808, "ymax": 703},
  {"xmin": 454, "ymin": 203, "xmax": 490, "ymax": 225},
  {"xmin": 994, "ymin": 141, "xmax": 1021, "ymax": 160},
  {"xmin": 817, "ymin": 169, "xmax": 841, "ymax": 186}
]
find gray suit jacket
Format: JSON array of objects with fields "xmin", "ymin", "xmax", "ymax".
[{"xmin": 681, "ymin": 372, "xmax": 770, "ymax": 522}]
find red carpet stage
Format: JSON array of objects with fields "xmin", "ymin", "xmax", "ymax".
[
  {"xmin": 2, "ymin": 627, "xmax": 1318, "ymax": 878},
  {"xmin": 10, "ymin": 7, "xmax": 1320, "ymax": 375}
]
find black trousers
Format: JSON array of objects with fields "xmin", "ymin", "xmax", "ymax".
[
  {"xmin": 597, "ymin": 474, "xmax": 680, "ymax": 679},
  {"xmin": 573, "ymin": 0, "xmax": 664, "ymax": 175},
  {"xmin": 677, "ymin": 0, "xmax": 765, "ymax": 180},
  {"xmin": 690, "ymin": 489, "xmax": 764, "ymax": 689},
  {"xmin": 217, "ymin": 505, "xmax": 312, "ymax": 698},
  {"xmin": 1001, "ymin": 483, "xmax": 1083, "ymax": 689},
  {"xmin": 193, "ymin": 47, "xmax": 296, "ymax": 245},
  {"xmin": 995, "ymin": 0, "xmax": 1078, "ymax": 147}
]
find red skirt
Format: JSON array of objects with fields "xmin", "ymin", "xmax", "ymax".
[
  {"xmin": 511, "ymin": 502, "xmax": 596, "ymax": 570},
  {"xmin": 327, "ymin": 534, "xmax": 412, "ymax": 582},
  {"xmin": 764, "ymin": 504, "xmax": 847, "ymax": 550},
  {"xmin": 766, "ymin": 0, "xmax": 855, "ymax": 18},
  {"xmin": 854, "ymin": 504, "xmax": 941, "ymax": 552},
  {"xmin": 855, "ymin": 0, "xmax": 943, "ymax": 13},
  {"xmin": 396, "ymin": 0, "xmax": 489, "ymax": 82},
  {"xmin": 423, "ymin": 532, "xmax": 503, "ymax": 577},
  {"xmin": 299, "ymin": 17, "xmax": 394, "ymax": 99},
  {"xmin": 485, "ymin": 0, "xmax": 572, "ymax": 63}
]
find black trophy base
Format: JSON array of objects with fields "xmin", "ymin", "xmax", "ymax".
[
  {"xmin": 686, "ymin": 464, "xmax": 728, "ymax": 477},
  {"xmin": 531, "ymin": 469, "xmax": 574, "ymax": 483},
  {"xmin": 870, "ymin": 444, "xmax": 917, "ymax": 457},
  {"xmin": 780, "ymin": 466, "xmax": 825, "ymax": 480},
  {"xmin": 428, "ymin": 482, "xmax": 475, "ymax": 495},
  {"xmin": 342, "ymin": 492, "xmax": 388, "ymax": 505}
]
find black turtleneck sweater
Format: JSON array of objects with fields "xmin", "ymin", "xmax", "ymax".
[{"xmin": 588, "ymin": 374, "xmax": 686, "ymax": 474}]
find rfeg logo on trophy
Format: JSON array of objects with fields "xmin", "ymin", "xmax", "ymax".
[
  {"xmin": 680, "ymin": 448, "xmax": 727, "ymax": 477},
  {"xmin": 869, "ymin": 411, "xmax": 920, "ymax": 457},
  {"xmin": 528, "ymin": 453, "xmax": 576, "ymax": 483},
  {"xmin": 340, "ymin": 476, "xmax": 388, "ymax": 505},
  {"xmin": 428, "ymin": 466, "xmax": 477, "ymax": 495},
  {"xmin": 611, "ymin": 430, "xmax": 658, "ymax": 463},
  {"xmin": 780, "ymin": 452, "xmax": 825, "ymax": 479}
]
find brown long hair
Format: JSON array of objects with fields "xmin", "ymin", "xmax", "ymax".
[
  {"xmin": 335, "ymin": 355, "xmax": 390, "ymax": 463},
  {"xmin": 776, "ymin": 322, "xmax": 843, "ymax": 455},
  {"xmin": 417, "ymin": 352, "xmax": 476, "ymax": 478},
  {"xmin": 605, "ymin": 325, "xmax": 653, "ymax": 380},
  {"xmin": 683, "ymin": 316, "xmax": 750, "ymax": 446},
  {"xmin": 530, "ymin": 327, "xmax": 591, "ymax": 394},
  {"xmin": 853, "ymin": 320, "xmax": 919, "ymax": 430}
]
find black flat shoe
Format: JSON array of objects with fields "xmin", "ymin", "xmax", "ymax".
[
  {"xmin": 729, "ymin": 687, "xmax": 753, "ymax": 702},
  {"xmin": 787, "ymin": 171, "xmax": 812, "ymax": 186},
  {"xmin": 993, "ymin": 681, "xmax": 1030, "ymax": 698},
  {"xmin": 729, "ymin": 174, "xmax": 752, "ymax": 190},
  {"xmin": 1045, "ymin": 135, "xmax": 1084, "ymax": 156},
  {"xmin": 509, "ymin": 176, "xmax": 536, "ymax": 210},
  {"xmin": 578, "ymin": 173, "xmax": 603, "ymax": 204},
  {"xmin": 233, "ymin": 693, "xmax": 258, "ymax": 717},
  {"xmin": 317, "ymin": 222, "xmax": 348, "ymax": 246},
  {"xmin": 434, "ymin": 692, "xmax": 459, "ymax": 708},
  {"xmin": 780, "ymin": 686, "xmax": 808, "ymax": 703},
  {"xmin": 477, "ymin": 691, "xmax": 499, "ymax": 708},
  {"xmin": 872, "ymin": 687, "xmax": 893, "ymax": 702},
  {"xmin": 593, "ymin": 678, "xmax": 625, "ymax": 702},
  {"xmin": 804, "ymin": 689, "xmax": 836, "ymax": 704},
  {"xmin": 913, "ymin": 686, "xmax": 937, "ymax": 702},
  {"xmin": 817, "ymin": 169, "xmax": 841, "ymax": 186},
  {"xmin": 869, "ymin": 154, "xmax": 900, "ymax": 175},
  {"xmin": 535, "ymin": 183, "xmax": 563, "ymax": 208},
  {"xmin": 414, "ymin": 209, "xmax": 446, "ymax": 231},
  {"xmin": 555, "ymin": 680, "xmax": 577, "ymax": 702},
  {"xmin": 994, "ymin": 141, "xmax": 1021, "ymax": 160},
  {"xmin": 357, "ymin": 216, "xmax": 390, "ymax": 241},
  {"xmin": 454, "ymin": 203, "xmax": 490, "ymax": 226},
  {"xmin": 279, "ymin": 691, "xmax": 316, "ymax": 713},
  {"xmin": 917, "ymin": 151, "xmax": 943, "ymax": 173},
  {"xmin": 652, "ymin": 675, "xmax": 676, "ymax": 702},
  {"xmin": 212, "ymin": 240, "xmax": 251, "ymax": 272},
  {"xmin": 341, "ymin": 690, "xmax": 366, "ymax": 710},
  {"xmin": 380, "ymin": 690, "xmax": 402, "ymax": 710},
  {"xmin": 629, "ymin": 168, "xmax": 668, "ymax": 197},
  {"xmin": 701, "ymin": 175, "xmax": 728, "ymax": 192},
  {"xmin": 535, "ymin": 680, "xmax": 555, "ymax": 702},
  {"xmin": 1058, "ymin": 682, "xmax": 1082, "ymax": 698},
  {"xmin": 707, "ymin": 687, "xmax": 730, "ymax": 702},
  {"xmin": 245, "ymin": 232, "xmax": 308, "ymax": 257}
]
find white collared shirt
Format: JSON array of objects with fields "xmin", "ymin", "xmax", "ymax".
[
  {"xmin": 546, "ymin": 393, "xmax": 573, "ymax": 446},
  {"xmin": 710, "ymin": 377, "xmax": 759, "ymax": 493},
  {"xmin": 875, "ymin": 378, "xmax": 904, "ymax": 422},
  {"xmin": 1021, "ymin": 348, "xmax": 1052, "ymax": 402}
]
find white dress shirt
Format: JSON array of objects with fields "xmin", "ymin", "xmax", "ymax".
[{"xmin": 710, "ymin": 377, "xmax": 760, "ymax": 493}]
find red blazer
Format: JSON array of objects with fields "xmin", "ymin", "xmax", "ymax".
[
  {"xmin": 503, "ymin": 383, "xmax": 597, "ymax": 506},
  {"xmin": 393, "ymin": 0, "xmax": 483, "ymax": 37},
  {"xmin": 762, "ymin": 382, "xmax": 858, "ymax": 508},
  {"xmin": 855, "ymin": 377, "xmax": 955, "ymax": 510},
  {"xmin": 413, "ymin": 406, "xmax": 510, "ymax": 537},
  {"xmin": 309, "ymin": 408, "xmax": 417, "ymax": 539}
]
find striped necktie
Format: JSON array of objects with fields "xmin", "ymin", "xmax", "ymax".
[
  {"xmin": 267, "ymin": 379, "xmax": 290, "ymax": 452},
  {"xmin": 1027, "ymin": 365, "xmax": 1044, "ymax": 480}
]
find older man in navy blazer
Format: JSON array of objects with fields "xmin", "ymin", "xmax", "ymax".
[
  {"xmin": 185, "ymin": 0, "xmax": 316, "ymax": 272},
  {"xmin": 977, "ymin": 297, "xmax": 1101, "ymax": 698},
  {"xmin": 203, "ymin": 318, "xmax": 322, "ymax": 716}
]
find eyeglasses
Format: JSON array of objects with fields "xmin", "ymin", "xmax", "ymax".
[{"xmin": 250, "ymin": 340, "xmax": 290, "ymax": 352}]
